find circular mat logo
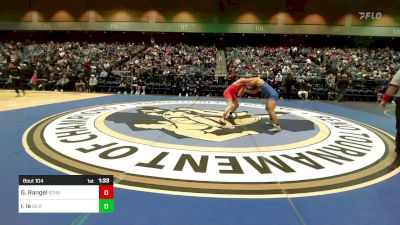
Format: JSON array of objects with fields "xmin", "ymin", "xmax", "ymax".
[{"xmin": 23, "ymin": 101, "xmax": 397, "ymax": 198}]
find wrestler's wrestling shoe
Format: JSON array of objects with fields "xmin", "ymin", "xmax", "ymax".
[
  {"xmin": 268, "ymin": 125, "xmax": 282, "ymax": 132},
  {"xmin": 228, "ymin": 112, "xmax": 237, "ymax": 119}
]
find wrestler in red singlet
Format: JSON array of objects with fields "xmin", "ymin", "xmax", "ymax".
[
  {"xmin": 219, "ymin": 79, "xmax": 246, "ymax": 124},
  {"xmin": 223, "ymin": 83, "xmax": 242, "ymax": 100}
]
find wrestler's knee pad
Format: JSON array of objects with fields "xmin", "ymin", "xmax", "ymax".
[{"xmin": 225, "ymin": 102, "xmax": 235, "ymax": 113}]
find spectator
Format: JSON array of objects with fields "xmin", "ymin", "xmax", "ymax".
[
  {"xmin": 28, "ymin": 71, "xmax": 38, "ymax": 90},
  {"xmin": 326, "ymin": 73, "xmax": 337, "ymax": 100},
  {"xmin": 36, "ymin": 68, "xmax": 47, "ymax": 90},
  {"xmin": 227, "ymin": 72, "xmax": 235, "ymax": 85},
  {"xmin": 55, "ymin": 74, "xmax": 69, "ymax": 92},
  {"xmin": 75, "ymin": 74, "xmax": 86, "ymax": 92},
  {"xmin": 336, "ymin": 73, "xmax": 350, "ymax": 102},
  {"xmin": 275, "ymin": 72, "xmax": 283, "ymax": 87},
  {"xmin": 130, "ymin": 76, "xmax": 139, "ymax": 95},
  {"xmin": 136, "ymin": 78, "xmax": 146, "ymax": 95},
  {"xmin": 284, "ymin": 72, "xmax": 295, "ymax": 100},
  {"xmin": 83, "ymin": 59, "xmax": 91, "ymax": 78},
  {"xmin": 88, "ymin": 74, "xmax": 98, "ymax": 92},
  {"xmin": 99, "ymin": 69, "xmax": 108, "ymax": 78},
  {"xmin": 45, "ymin": 73, "xmax": 57, "ymax": 91},
  {"xmin": 117, "ymin": 79, "xmax": 128, "ymax": 95},
  {"xmin": 298, "ymin": 83, "xmax": 309, "ymax": 100}
]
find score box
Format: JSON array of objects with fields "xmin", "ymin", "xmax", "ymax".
[
  {"xmin": 18, "ymin": 175, "xmax": 114, "ymax": 213},
  {"xmin": 99, "ymin": 185, "xmax": 114, "ymax": 213},
  {"xmin": 99, "ymin": 185, "xmax": 114, "ymax": 199}
]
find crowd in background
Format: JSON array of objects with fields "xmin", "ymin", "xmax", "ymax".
[
  {"xmin": 0, "ymin": 40, "xmax": 145, "ymax": 92},
  {"xmin": 226, "ymin": 46, "xmax": 397, "ymax": 100},
  {"xmin": 0, "ymin": 35, "xmax": 399, "ymax": 101},
  {"xmin": 113, "ymin": 43, "xmax": 217, "ymax": 95}
]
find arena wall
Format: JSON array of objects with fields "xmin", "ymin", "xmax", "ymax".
[{"xmin": 0, "ymin": 0, "xmax": 398, "ymax": 37}]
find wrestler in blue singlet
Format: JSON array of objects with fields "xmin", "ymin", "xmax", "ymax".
[{"xmin": 258, "ymin": 82, "xmax": 279, "ymax": 100}]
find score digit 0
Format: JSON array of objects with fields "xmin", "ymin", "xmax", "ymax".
[{"xmin": 99, "ymin": 185, "xmax": 113, "ymax": 199}]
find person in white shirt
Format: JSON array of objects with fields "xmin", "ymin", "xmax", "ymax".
[
  {"xmin": 100, "ymin": 70, "xmax": 108, "ymax": 78},
  {"xmin": 380, "ymin": 69, "xmax": 400, "ymax": 154},
  {"xmin": 88, "ymin": 74, "xmax": 98, "ymax": 92}
]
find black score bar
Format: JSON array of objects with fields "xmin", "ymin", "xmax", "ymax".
[{"xmin": 19, "ymin": 175, "xmax": 114, "ymax": 185}]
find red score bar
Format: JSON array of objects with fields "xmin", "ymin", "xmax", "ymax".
[{"xmin": 99, "ymin": 185, "xmax": 114, "ymax": 199}]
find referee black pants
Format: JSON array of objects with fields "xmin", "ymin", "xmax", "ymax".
[{"xmin": 12, "ymin": 78, "xmax": 24, "ymax": 93}]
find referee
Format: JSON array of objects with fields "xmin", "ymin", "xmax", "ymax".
[
  {"xmin": 380, "ymin": 69, "xmax": 400, "ymax": 154},
  {"xmin": 8, "ymin": 62, "xmax": 25, "ymax": 97}
]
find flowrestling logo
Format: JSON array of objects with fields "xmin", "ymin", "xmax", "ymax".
[
  {"xmin": 23, "ymin": 101, "xmax": 397, "ymax": 198},
  {"xmin": 359, "ymin": 12, "xmax": 382, "ymax": 20}
]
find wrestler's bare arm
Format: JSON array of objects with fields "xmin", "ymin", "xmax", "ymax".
[
  {"xmin": 237, "ymin": 87, "xmax": 246, "ymax": 97},
  {"xmin": 245, "ymin": 87, "xmax": 261, "ymax": 94},
  {"xmin": 237, "ymin": 78, "xmax": 251, "ymax": 86},
  {"xmin": 238, "ymin": 77, "xmax": 265, "ymax": 87}
]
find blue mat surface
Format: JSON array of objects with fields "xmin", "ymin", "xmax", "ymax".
[{"xmin": 1, "ymin": 95, "xmax": 398, "ymax": 225}]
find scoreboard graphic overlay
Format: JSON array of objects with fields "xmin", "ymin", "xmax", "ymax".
[{"xmin": 19, "ymin": 175, "xmax": 114, "ymax": 213}]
